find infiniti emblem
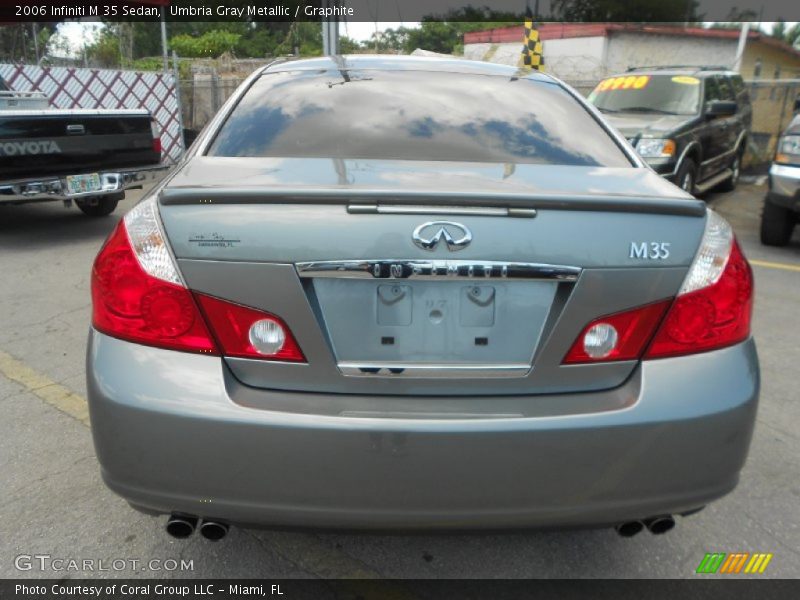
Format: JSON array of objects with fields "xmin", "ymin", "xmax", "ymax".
[{"xmin": 412, "ymin": 221, "xmax": 472, "ymax": 251}]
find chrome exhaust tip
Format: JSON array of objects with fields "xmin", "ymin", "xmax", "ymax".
[
  {"xmin": 644, "ymin": 515, "xmax": 676, "ymax": 535},
  {"xmin": 199, "ymin": 520, "xmax": 229, "ymax": 542},
  {"xmin": 615, "ymin": 521, "xmax": 645, "ymax": 537},
  {"xmin": 165, "ymin": 514, "xmax": 198, "ymax": 539}
]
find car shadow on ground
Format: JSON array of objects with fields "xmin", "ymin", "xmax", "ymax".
[{"xmin": 0, "ymin": 202, "xmax": 121, "ymax": 250}]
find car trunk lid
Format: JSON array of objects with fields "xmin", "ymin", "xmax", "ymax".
[{"xmin": 159, "ymin": 157, "xmax": 705, "ymax": 396}]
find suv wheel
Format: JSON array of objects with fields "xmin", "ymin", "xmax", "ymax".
[
  {"xmin": 77, "ymin": 193, "xmax": 122, "ymax": 217},
  {"xmin": 717, "ymin": 151, "xmax": 742, "ymax": 192},
  {"xmin": 677, "ymin": 158, "xmax": 697, "ymax": 195},
  {"xmin": 760, "ymin": 199, "xmax": 795, "ymax": 246}
]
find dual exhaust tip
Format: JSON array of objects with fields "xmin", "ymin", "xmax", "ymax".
[
  {"xmin": 168, "ymin": 513, "xmax": 675, "ymax": 540},
  {"xmin": 615, "ymin": 515, "xmax": 675, "ymax": 537},
  {"xmin": 166, "ymin": 514, "xmax": 229, "ymax": 541}
]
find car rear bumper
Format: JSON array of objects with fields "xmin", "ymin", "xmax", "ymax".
[
  {"xmin": 0, "ymin": 164, "xmax": 168, "ymax": 204},
  {"xmin": 87, "ymin": 330, "xmax": 759, "ymax": 530}
]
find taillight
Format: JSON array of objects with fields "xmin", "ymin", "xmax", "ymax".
[
  {"xmin": 91, "ymin": 199, "xmax": 217, "ymax": 354},
  {"xmin": 563, "ymin": 300, "xmax": 671, "ymax": 364},
  {"xmin": 91, "ymin": 196, "xmax": 305, "ymax": 361},
  {"xmin": 563, "ymin": 210, "xmax": 753, "ymax": 364},
  {"xmin": 195, "ymin": 294, "xmax": 306, "ymax": 362},
  {"xmin": 645, "ymin": 238, "xmax": 753, "ymax": 359},
  {"xmin": 151, "ymin": 119, "xmax": 162, "ymax": 155}
]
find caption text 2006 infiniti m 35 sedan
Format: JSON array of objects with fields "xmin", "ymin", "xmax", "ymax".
[{"xmin": 87, "ymin": 56, "xmax": 758, "ymax": 541}]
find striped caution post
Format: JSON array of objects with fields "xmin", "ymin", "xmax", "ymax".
[{"xmin": 520, "ymin": 9, "xmax": 544, "ymax": 71}]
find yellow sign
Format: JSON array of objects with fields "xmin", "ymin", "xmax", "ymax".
[
  {"xmin": 594, "ymin": 75, "xmax": 650, "ymax": 93},
  {"xmin": 672, "ymin": 76, "xmax": 700, "ymax": 85}
]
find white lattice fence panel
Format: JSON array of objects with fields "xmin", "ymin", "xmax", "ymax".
[{"xmin": 0, "ymin": 64, "xmax": 183, "ymax": 164}]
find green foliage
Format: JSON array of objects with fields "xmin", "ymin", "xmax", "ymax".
[
  {"xmin": 372, "ymin": 18, "xmax": 517, "ymax": 56},
  {"xmin": 131, "ymin": 57, "xmax": 192, "ymax": 80},
  {"xmin": 769, "ymin": 21, "xmax": 800, "ymax": 48},
  {"xmin": 86, "ymin": 29, "xmax": 120, "ymax": 67},
  {"xmin": 339, "ymin": 36, "xmax": 362, "ymax": 54},
  {"xmin": 169, "ymin": 30, "xmax": 241, "ymax": 58},
  {"xmin": 551, "ymin": 0, "xmax": 700, "ymax": 21},
  {"xmin": 0, "ymin": 23, "xmax": 60, "ymax": 63}
]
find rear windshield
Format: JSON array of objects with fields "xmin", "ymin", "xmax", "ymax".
[{"xmin": 208, "ymin": 69, "xmax": 632, "ymax": 167}]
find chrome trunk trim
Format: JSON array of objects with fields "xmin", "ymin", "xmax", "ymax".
[
  {"xmin": 347, "ymin": 204, "xmax": 537, "ymax": 217},
  {"xmin": 338, "ymin": 362, "xmax": 531, "ymax": 378},
  {"xmin": 295, "ymin": 259, "xmax": 581, "ymax": 281}
]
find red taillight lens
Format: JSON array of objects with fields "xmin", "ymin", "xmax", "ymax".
[
  {"xmin": 645, "ymin": 241, "xmax": 753, "ymax": 359},
  {"xmin": 195, "ymin": 293, "xmax": 306, "ymax": 362},
  {"xmin": 91, "ymin": 222, "xmax": 218, "ymax": 354},
  {"xmin": 563, "ymin": 300, "xmax": 672, "ymax": 364},
  {"xmin": 150, "ymin": 119, "xmax": 162, "ymax": 155}
]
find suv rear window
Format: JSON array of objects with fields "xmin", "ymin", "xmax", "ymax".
[{"xmin": 208, "ymin": 69, "xmax": 632, "ymax": 167}]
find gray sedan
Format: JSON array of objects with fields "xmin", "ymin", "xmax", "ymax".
[{"xmin": 86, "ymin": 56, "xmax": 758, "ymax": 541}]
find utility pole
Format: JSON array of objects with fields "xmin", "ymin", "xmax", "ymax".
[
  {"xmin": 160, "ymin": 7, "xmax": 169, "ymax": 73},
  {"xmin": 734, "ymin": 23, "xmax": 750, "ymax": 73},
  {"xmin": 321, "ymin": 0, "xmax": 339, "ymax": 55},
  {"xmin": 32, "ymin": 23, "xmax": 40, "ymax": 64}
]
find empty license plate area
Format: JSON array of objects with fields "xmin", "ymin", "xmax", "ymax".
[{"xmin": 312, "ymin": 278, "xmax": 558, "ymax": 371}]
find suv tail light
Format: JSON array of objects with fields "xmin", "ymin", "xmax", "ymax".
[
  {"xmin": 563, "ymin": 210, "xmax": 753, "ymax": 364},
  {"xmin": 150, "ymin": 119, "xmax": 162, "ymax": 155},
  {"xmin": 91, "ymin": 196, "xmax": 305, "ymax": 362}
]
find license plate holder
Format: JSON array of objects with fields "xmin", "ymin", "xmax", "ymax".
[{"xmin": 312, "ymin": 279, "xmax": 557, "ymax": 366}]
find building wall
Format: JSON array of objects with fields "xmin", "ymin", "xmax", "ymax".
[
  {"xmin": 464, "ymin": 33, "xmax": 739, "ymax": 82},
  {"xmin": 605, "ymin": 33, "xmax": 737, "ymax": 73},
  {"xmin": 741, "ymin": 41, "xmax": 800, "ymax": 80}
]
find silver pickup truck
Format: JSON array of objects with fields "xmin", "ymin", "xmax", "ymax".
[
  {"xmin": 0, "ymin": 77, "xmax": 167, "ymax": 217},
  {"xmin": 761, "ymin": 96, "xmax": 800, "ymax": 245}
]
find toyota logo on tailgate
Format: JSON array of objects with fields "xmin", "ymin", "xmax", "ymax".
[{"xmin": 412, "ymin": 221, "xmax": 472, "ymax": 251}]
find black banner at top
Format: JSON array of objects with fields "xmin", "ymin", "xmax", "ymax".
[{"xmin": 4, "ymin": 0, "xmax": 800, "ymax": 22}]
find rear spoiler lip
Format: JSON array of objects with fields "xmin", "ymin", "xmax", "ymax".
[{"xmin": 158, "ymin": 187, "xmax": 706, "ymax": 217}]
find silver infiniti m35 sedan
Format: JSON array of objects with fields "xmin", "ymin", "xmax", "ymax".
[{"xmin": 87, "ymin": 56, "xmax": 758, "ymax": 541}]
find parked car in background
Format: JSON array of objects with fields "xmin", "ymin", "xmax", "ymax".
[
  {"xmin": 0, "ymin": 76, "xmax": 166, "ymax": 217},
  {"xmin": 87, "ymin": 56, "xmax": 758, "ymax": 540},
  {"xmin": 588, "ymin": 66, "xmax": 751, "ymax": 195},
  {"xmin": 761, "ymin": 96, "xmax": 800, "ymax": 246}
]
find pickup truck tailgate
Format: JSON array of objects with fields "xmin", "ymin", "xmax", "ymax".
[{"xmin": 0, "ymin": 109, "xmax": 160, "ymax": 180}]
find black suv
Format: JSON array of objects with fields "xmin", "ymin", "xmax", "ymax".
[{"xmin": 588, "ymin": 66, "xmax": 752, "ymax": 194}]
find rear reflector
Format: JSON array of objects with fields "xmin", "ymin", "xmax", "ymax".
[{"xmin": 195, "ymin": 293, "xmax": 306, "ymax": 362}]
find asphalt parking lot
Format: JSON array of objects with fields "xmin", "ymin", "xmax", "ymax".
[{"xmin": 1, "ymin": 181, "xmax": 799, "ymax": 580}]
